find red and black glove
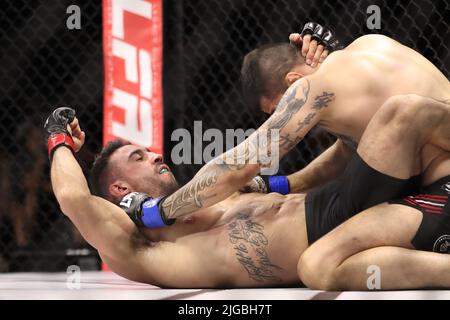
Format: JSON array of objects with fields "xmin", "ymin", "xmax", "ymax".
[{"xmin": 44, "ymin": 107, "xmax": 76, "ymax": 160}]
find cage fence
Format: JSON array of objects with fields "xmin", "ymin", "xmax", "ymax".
[{"xmin": 0, "ymin": 0, "xmax": 448, "ymax": 271}]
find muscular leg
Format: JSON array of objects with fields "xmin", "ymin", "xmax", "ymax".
[
  {"xmin": 357, "ymin": 94, "xmax": 450, "ymax": 179},
  {"xmin": 330, "ymin": 246, "xmax": 450, "ymax": 290},
  {"xmin": 298, "ymin": 94, "xmax": 450, "ymax": 290},
  {"xmin": 299, "ymin": 201, "xmax": 450, "ymax": 290},
  {"xmin": 298, "ymin": 203, "xmax": 424, "ymax": 290}
]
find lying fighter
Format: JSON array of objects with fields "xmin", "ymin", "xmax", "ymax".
[{"xmin": 47, "ymin": 94, "xmax": 450, "ymax": 289}]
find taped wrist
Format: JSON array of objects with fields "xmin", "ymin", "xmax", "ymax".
[
  {"xmin": 47, "ymin": 132, "xmax": 75, "ymax": 160},
  {"xmin": 262, "ymin": 175, "xmax": 290, "ymax": 195},
  {"xmin": 141, "ymin": 197, "xmax": 175, "ymax": 228}
]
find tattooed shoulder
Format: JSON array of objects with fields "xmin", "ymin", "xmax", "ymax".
[{"xmin": 265, "ymin": 79, "xmax": 311, "ymax": 131}]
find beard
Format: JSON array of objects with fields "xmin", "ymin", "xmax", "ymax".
[
  {"xmin": 133, "ymin": 173, "xmax": 180, "ymax": 198},
  {"xmin": 160, "ymin": 176, "xmax": 180, "ymax": 196}
]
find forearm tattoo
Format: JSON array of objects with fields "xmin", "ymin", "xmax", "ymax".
[
  {"xmin": 161, "ymin": 79, "xmax": 335, "ymax": 220},
  {"xmin": 218, "ymin": 138, "xmax": 258, "ymax": 171},
  {"xmin": 161, "ymin": 170, "xmax": 219, "ymax": 219},
  {"xmin": 228, "ymin": 213, "xmax": 283, "ymax": 283},
  {"xmin": 267, "ymin": 79, "xmax": 335, "ymax": 155},
  {"xmin": 266, "ymin": 79, "xmax": 311, "ymax": 130},
  {"xmin": 279, "ymin": 133, "xmax": 302, "ymax": 152}
]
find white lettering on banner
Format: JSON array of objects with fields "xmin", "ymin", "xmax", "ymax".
[
  {"xmin": 139, "ymin": 49, "xmax": 152, "ymax": 99},
  {"xmin": 112, "ymin": 88, "xmax": 153, "ymax": 146},
  {"xmin": 112, "ymin": 39, "xmax": 138, "ymax": 82},
  {"xmin": 103, "ymin": 0, "xmax": 163, "ymax": 272},
  {"xmin": 112, "ymin": 0, "xmax": 153, "ymax": 39},
  {"xmin": 110, "ymin": 0, "xmax": 154, "ymax": 146}
]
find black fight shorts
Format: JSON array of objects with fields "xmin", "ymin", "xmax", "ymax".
[
  {"xmin": 305, "ymin": 152, "xmax": 421, "ymax": 244},
  {"xmin": 389, "ymin": 176, "xmax": 450, "ymax": 253}
]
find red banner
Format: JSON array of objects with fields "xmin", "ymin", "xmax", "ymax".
[{"xmin": 103, "ymin": 0, "xmax": 163, "ymax": 155}]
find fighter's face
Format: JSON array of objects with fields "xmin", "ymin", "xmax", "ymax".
[{"xmin": 110, "ymin": 144, "xmax": 179, "ymax": 197}]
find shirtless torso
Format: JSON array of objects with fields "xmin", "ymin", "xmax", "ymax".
[
  {"xmin": 52, "ymin": 35, "xmax": 450, "ymax": 289},
  {"xmin": 315, "ymin": 35, "xmax": 450, "ymax": 184},
  {"xmin": 104, "ymin": 192, "xmax": 308, "ymax": 287}
]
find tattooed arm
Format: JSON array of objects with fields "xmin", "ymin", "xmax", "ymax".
[{"xmin": 161, "ymin": 73, "xmax": 335, "ymax": 221}]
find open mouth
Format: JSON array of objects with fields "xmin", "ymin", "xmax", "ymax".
[{"xmin": 159, "ymin": 165, "xmax": 170, "ymax": 174}]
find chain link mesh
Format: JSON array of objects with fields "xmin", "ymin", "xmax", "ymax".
[
  {"xmin": 0, "ymin": 0, "xmax": 102, "ymax": 272},
  {"xmin": 165, "ymin": 0, "xmax": 449, "ymax": 184},
  {"xmin": 0, "ymin": 0, "xmax": 448, "ymax": 271}
]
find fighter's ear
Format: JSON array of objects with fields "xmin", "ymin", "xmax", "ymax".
[
  {"xmin": 285, "ymin": 71, "xmax": 304, "ymax": 86},
  {"xmin": 109, "ymin": 180, "xmax": 131, "ymax": 199}
]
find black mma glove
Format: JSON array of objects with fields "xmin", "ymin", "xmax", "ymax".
[
  {"xmin": 44, "ymin": 107, "xmax": 76, "ymax": 160},
  {"xmin": 301, "ymin": 22, "xmax": 343, "ymax": 52}
]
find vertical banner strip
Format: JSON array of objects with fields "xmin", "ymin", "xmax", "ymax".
[
  {"xmin": 103, "ymin": 0, "xmax": 163, "ymax": 155},
  {"xmin": 102, "ymin": 0, "xmax": 163, "ymax": 271}
]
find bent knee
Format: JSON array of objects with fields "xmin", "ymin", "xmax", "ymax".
[{"xmin": 297, "ymin": 248, "xmax": 342, "ymax": 291}]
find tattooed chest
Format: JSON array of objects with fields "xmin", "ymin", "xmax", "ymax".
[{"xmin": 227, "ymin": 213, "xmax": 283, "ymax": 283}]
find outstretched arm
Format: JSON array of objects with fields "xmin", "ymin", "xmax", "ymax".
[
  {"xmin": 161, "ymin": 72, "xmax": 336, "ymax": 221},
  {"xmin": 47, "ymin": 111, "xmax": 216, "ymax": 287},
  {"xmin": 51, "ymin": 147, "xmax": 140, "ymax": 259}
]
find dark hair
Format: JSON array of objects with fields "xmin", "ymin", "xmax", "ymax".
[
  {"xmin": 90, "ymin": 139, "xmax": 130, "ymax": 203},
  {"xmin": 240, "ymin": 43, "xmax": 303, "ymax": 112}
]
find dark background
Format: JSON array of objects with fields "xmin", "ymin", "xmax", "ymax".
[{"xmin": 0, "ymin": 0, "xmax": 448, "ymax": 271}]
